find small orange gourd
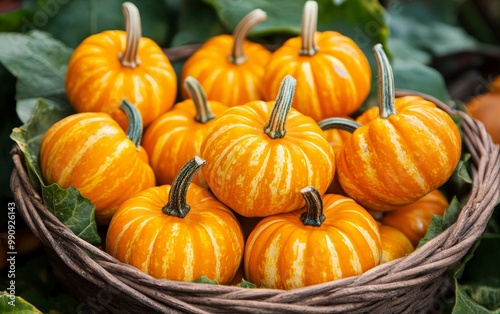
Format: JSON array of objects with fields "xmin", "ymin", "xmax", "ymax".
[
  {"xmin": 201, "ymin": 75, "xmax": 335, "ymax": 217},
  {"xmin": 65, "ymin": 2, "xmax": 177, "ymax": 129},
  {"xmin": 318, "ymin": 44, "xmax": 462, "ymax": 212},
  {"xmin": 381, "ymin": 189, "xmax": 449, "ymax": 247},
  {"xmin": 39, "ymin": 100, "xmax": 156, "ymax": 225},
  {"xmin": 244, "ymin": 186, "xmax": 381, "ymax": 289},
  {"xmin": 378, "ymin": 223, "xmax": 414, "ymax": 264},
  {"xmin": 142, "ymin": 76, "xmax": 228, "ymax": 188},
  {"xmin": 181, "ymin": 9, "xmax": 271, "ymax": 106},
  {"xmin": 466, "ymin": 77, "xmax": 500, "ymax": 144},
  {"xmin": 106, "ymin": 156, "xmax": 244, "ymax": 284},
  {"xmin": 263, "ymin": 0, "xmax": 371, "ymax": 121}
]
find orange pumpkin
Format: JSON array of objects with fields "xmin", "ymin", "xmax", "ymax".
[
  {"xmin": 263, "ymin": 0, "xmax": 371, "ymax": 121},
  {"xmin": 201, "ymin": 75, "xmax": 335, "ymax": 217},
  {"xmin": 381, "ymin": 189, "xmax": 449, "ymax": 247},
  {"xmin": 378, "ymin": 223, "xmax": 414, "ymax": 264},
  {"xmin": 106, "ymin": 156, "xmax": 244, "ymax": 284},
  {"xmin": 244, "ymin": 186, "xmax": 381, "ymax": 289},
  {"xmin": 39, "ymin": 100, "xmax": 156, "ymax": 225},
  {"xmin": 181, "ymin": 9, "xmax": 271, "ymax": 106},
  {"xmin": 466, "ymin": 77, "xmax": 500, "ymax": 144},
  {"xmin": 318, "ymin": 44, "xmax": 462, "ymax": 212},
  {"xmin": 142, "ymin": 76, "xmax": 228, "ymax": 188},
  {"xmin": 65, "ymin": 2, "xmax": 177, "ymax": 129}
]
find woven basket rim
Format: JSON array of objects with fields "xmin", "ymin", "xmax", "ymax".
[{"xmin": 9, "ymin": 89, "xmax": 500, "ymax": 313}]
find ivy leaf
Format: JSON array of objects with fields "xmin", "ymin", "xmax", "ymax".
[
  {"xmin": 237, "ymin": 279, "xmax": 257, "ymax": 288},
  {"xmin": 418, "ymin": 196, "xmax": 462, "ymax": 248},
  {"xmin": 193, "ymin": 276, "xmax": 219, "ymax": 285},
  {"xmin": 0, "ymin": 30, "xmax": 73, "ymax": 123},
  {"xmin": 0, "ymin": 292, "xmax": 42, "ymax": 313},
  {"xmin": 10, "ymin": 99, "xmax": 100, "ymax": 245}
]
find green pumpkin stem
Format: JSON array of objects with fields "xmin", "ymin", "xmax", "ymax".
[
  {"xmin": 162, "ymin": 156, "xmax": 206, "ymax": 218},
  {"xmin": 119, "ymin": 99, "xmax": 143, "ymax": 150},
  {"xmin": 299, "ymin": 0, "xmax": 319, "ymax": 56},
  {"xmin": 318, "ymin": 117, "xmax": 361, "ymax": 133},
  {"xmin": 264, "ymin": 75, "xmax": 296, "ymax": 139},
  {"xmin": 230, "ymin": 9, "xmax": 267, "ymax": 65},
  {"xmin": 300, "ymin": 186, "xmax": 326, "ymax": 226},
  {"xmin": 373, "ymin": 44, "xmax": 396, "ymax": 119},
  {"xmin": 183, "ymin": 76, "xmax": 215, "ymax": 123},
  {"xmin": 119, "ymin": 2, "xmax": 141, "ymax": 68}
]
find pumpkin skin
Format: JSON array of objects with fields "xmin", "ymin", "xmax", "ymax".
[
  {"xmin": 201, "ymin": 76, "xmax": 335, "ymax": 217},
  {"xmin": 334, "ymin": 45, "xmax": 461, "ymax": 212},
  {"xmin": 39, "ymin": 101, "xmax": 156, "ymax": 225},
  {"xmin": 106, "ymin": 157, "xmax": 244, "ymax": 284},
  {"xmin": 466, "ymin": 93, "xmax": 500, "ymax": 144},
  {"xmin": 142, "ymin": 77, "xmax": 228, "ymax": 188},
  {"xmin": 263, "ymin": 1, "xmax": 371, "ymax": 121},
  {"xmin": 181, "ymin": 9, "xmax": 271, "ymax": 106},
  {"xmin": 244, "ymin": 187, "xmax": 381, "ymax": 289},
  {"xmin": 381, "ymin": 189, "xmax": 449, "ymax": 247},
  {"xmin": 65, "ymin": 3, "xmax": 177, "ymax": 129},
  {"xmin": 378, "ymin": 223, "xmax": 414, "ymax": 264}
]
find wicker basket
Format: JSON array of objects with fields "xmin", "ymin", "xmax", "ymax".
[{"xmin": 9, "ymin": 47, "xmax": 500, "ymax": 313}]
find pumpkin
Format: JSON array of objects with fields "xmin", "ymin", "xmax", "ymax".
[
  {"xmin": 180, "ymin": 9, "xmax": 271, "ymax": 106},
  {"xmin": 65, "ymin": 2, "xmax": 177, "ymax": 129},
  {"xmin": 142, "ymin": 76, "xmax": 228, "ymax": 188},
  {"xmin": 466, "ymin": 77, "xmax": 500, "ymax": 144},
  {"xmin": 106, "ymin": 156, "xmax": 244, "ymax": 284},
  {"xmin": 381, "ymin": 189, "xmax": 449, "ymax": 247},
  {"xmin": 262, "ymin": 0, "xmax": 371, "ymax": 121},
  {"xmin": 39, "ymin": 100, "xmax": 156, "ymax": 225},
  {"xmin": 200, "ymin": 75, "xmax": 335, "ymax": 217},
  {"xmin": 378, "ymin": 223, "xmax": 414, "ymax": 264},
  {"xmin": 244, "ymin": 186, "xmax": 381, "ymax": 289},
  {"xmin": 317, "ymin": 44, "xmax": 462, "ymax": 212}
]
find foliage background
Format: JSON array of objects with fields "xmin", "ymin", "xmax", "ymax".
[{"xmin": 0, "ymin": 0, "xmax": 499, "ymax": 312}]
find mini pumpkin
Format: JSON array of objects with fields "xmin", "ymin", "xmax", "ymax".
[
  {"xmin": 39, "ymin": 99, "xmax": 156, "ymax": 225},
  {"xmin": 244, "ymin": 186, "xmax": 381, "ymax": 289},
  {"xmin": 106, "ymin": 156, "xmax": 244, "ymax": 284},
  {"xmin": 263, "ymin": 0, "xmax": 371, "ymax": 121},
  {"xmin": 181, "ymin": 9, "xmax": 271, "ymax": 106},
  {"xmin": 378, "ymin": 223, "xmax": 414, "ymax": 264},
  {"xmin": 318, "ymin": 44, "xmax": 462, "ymax": 212},
  {"xmin": 65, "ymin": 2, "xmax": 177, "ymax": 129},
  {"xmin": 201, "ymin": 75, "xmax": 335, "ymax": 217},
  {"xmin": 142, "ymin": 76, "xmax": 228, "ymax": 188}
]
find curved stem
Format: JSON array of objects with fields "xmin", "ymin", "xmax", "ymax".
[
  {"xmin": 373, "ymin": 43, "xmax": 396, "ymax": 118},
  {"xmin": 229, "ymin": 9, "xmax": 267, "ymax": 65},
  {"xmin": 300, "ymin": 186, "xmax": 326, "ymax": 226},
  {"xmin": 264, "ymin": 75, "xmax": 296, "ymax": 139},
  {"xmin": 299, "ymin": 0, "xmax": 319, "ymax": 56},
  {"xmin": 119, "ymin": 2, "xmax": 142, "ymax": 68},
  {"xmin": 318, "ymin": 117, "xmax": 361, "ymax": 133},
  {"xmin": 183, "ymin": 76, "xmax": 215, "ymax": 123},
  {"xmin": 162, "ymin": 156, "xmax": 206, "ymax": 218},
  {"xmin": 119, "ymin": 99, "xmax": 143, "ymax": 150}
]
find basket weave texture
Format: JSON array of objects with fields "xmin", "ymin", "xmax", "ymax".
[{"xmin": 9, "ymin": 47, "xmax": 500, "ymax": 313}]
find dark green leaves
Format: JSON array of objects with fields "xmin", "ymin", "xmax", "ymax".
[
  {"xmin": 10, "ymin": 99, "xmax": 100, "ymax": 245},
  {"xmin": 0, "ymin": 291, "xmax": 42, "ymax": 313}
]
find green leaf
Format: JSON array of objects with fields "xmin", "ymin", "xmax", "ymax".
[
  {"xmin": 454, "ymin": 285, "xmax": 500, "ymax": 314},
  {"xmin": 193, "ymin": 276, "xmax": 219, "ymax": 284},
  {"xmin": 237, "ymin": 279, "xmax": 257, "ymax": 288},
  {"xmin": 0, "ymin": 291, "xmax": 42, "ymax": 313},
  {"xmin": 0, "ymin": 30, "xmax": 73, "ymax": 123},
  {"xmin": 418, "ymin": 196, "xmax": 462, "ymax": 248},
  {"xmin": 10, "ymin": 99, "xmax": 100, "ymax": 245}
]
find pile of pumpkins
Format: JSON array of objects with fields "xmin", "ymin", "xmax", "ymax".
[{"xmin": 38, "ymin": 1, "xmax": 462, "ymax": 289}]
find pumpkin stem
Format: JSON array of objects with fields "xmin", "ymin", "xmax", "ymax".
[
  {"xmin": 300, "ymin": 186, "xmax": 326, "ymax": 226},
  {"xmin": 373, "ymin": 44, "xmax": 396, "ymax": 119},
  {"xmin": 119, "ymin": 2, "xmax": 141, "ymax": 68},
  {"xmin": 120, "ymin": 99, "xmax": 143, "ymax": 150},
  {"xmin": 318, "ymin": 117, "xmax": 361, "ymax": 134},
  {"xmin": 183, "ymin": 76, "xmax": 215, "ymax": 123},
  {"xmin": 230, "ymin": 9, "xmax": 267, "ymax": 65},
  {"xmin": 299, "ymin": 0, "xmax": 319, "ymax": 56},
  {"xmin": 264, "ymin": 75, "xmax": 296, "ymax": 139},
  {"xmin": 162, "ymin": 156, "xmax": 206, "ymax": 218}
]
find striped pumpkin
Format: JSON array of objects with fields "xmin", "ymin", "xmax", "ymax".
[
  {"xmin": 106, "ymin": 157, "xmax": 244, "ymax": 284},
  {"xmin": 39, "ymin": 100, "xmax": 155, "ymax": 225},
  {"xmin": 200, "ymin": 76, "xmax": 335, "ymax": 217},
  {"xmin": 378, "ymin": 223, "xmax": 414, "ymax": 264},
  {"xmin": 244, "ymin": 187, "xmax": 381, "ymax": 289},
  {"xmin": 262, "ymin": 1, "xmax": 371, "ymax": 121}
]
